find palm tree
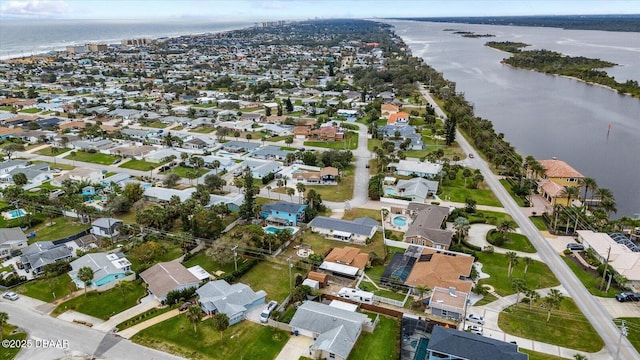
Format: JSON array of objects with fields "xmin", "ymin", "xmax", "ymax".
[
  {"xmin": 77, "ymin": 266, "xmax": 94, "ymax": 296},
  {"xmin": 452, "ymin": 217, "xmax": 470, "ymax": 244},
  {"xmin": 559, "ymin": 186, "xmax": 580, "ymax": 207},
  {"xmin": 211, "ymin": 160, "xmax": 221, "ymax": 174},
  {"xmin": 266, "ymin": 185, "xmax": 272, "ymax": 199},
  {"xmin": 581, "ymin": 177, "xmax": 597, "ymax": 203},
  {"xmin": 511, "ymin": 278, "xmax": 527, "ymax": 306},
  {"xmin": 543, "ymin": 289, "xmax": 565, "ymax": 323},
  {"xmin": 286, "ymin": 187, "xmax": 295, "ymax": 202},
  {"xmin": 573, "ymin": 354, "xmax": 587, "ymax": 360},
  {"xmin": 600, "ymin": 198, "xmax": 617, "ymax": 217},
  {"xmin": 414, "ymin": 285, "xmax": 430, "ymax": 300},
  {"xmin": 496, "ymin": 220, "xmax": 515, "ymax": 241},
  {"xmin": 295, "ymin": 183, "xmax": 306, "ymax": 204},
  {"xmin": 0, "ymin": 312, "xmax": 8, "ymax": 341},
  {"xmin": 187, "ymin": 306, "xmax": 203, "ymax": 334},
  {"xmin": 522, "ymin": 257, "xmax": 534, "ymax": 280},
  {"xmin": 505, "ymin": 251, "xmax": 519, "ymax": 280},
  {"xmin": 525, "ymin": 289, "xmax": 540, "ymax": 310},
  {"xmin": 212, "ymin": 312, "xmax": 230, "ymax": 343}
]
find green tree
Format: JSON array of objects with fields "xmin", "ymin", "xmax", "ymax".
[
  {"xmin": 163, "ymin": 173, "xmax": 181, "ymax": 187},
  {"xmin": 0, "ymin": 312, "xmax": 8, "ymax": 341},
  {"xmin": 264, "ymin": 106, "xmax": 272, "ymax": 116},
  {"xmin": 204, "ymin": 174, "xmax": 225, "ymax": 192},
  {"xmin": 505, "ymin": 251, "xmax": 519, "ymax": 280},
  {"xmin": 496, "ymin": 220, "xmax": 515, "ymax": 240},
  {"xmin": 285, "ymin": 97, "xmax": 294, "ymax": 112},
  {"xmin": 581, "ymin": 177, "xmax": 597, "ymax": 203},
  {"xmin": 453, "ymin": 217, "xmax": 470, "ymax": 244},
  {"xmin": 239, "ymin": 167, "xmax": 256, "ymax": 220},
  {"xmin": 123, "ymin": 182, "xmax": 144, "ymax": 204},
  {"xmin": 187, "ymin": 305, "xmax": 203, "ymax": 334},
  {"xmin": 286, "ymin": 187, "xmax": 295, "ymax": 202},
  {"xmin": 295, "ymin": 182, "xmax": 306, "ymax": 204},
  {"xmin": 212, "ymin": 312, "xmax": 230, "ymax": 343},
  {"xmin": 522, "ymin": 256, "xmax": 534, "ymax": 280},
  {"xmin": 12, "ymin": 172, "xmax": 28, "ymax": 186},
  {"xmin": 543, "ymin": 288, "xmax": 565, "ymax": 323},
  {"xmin": 525, "ymin": 289, "xmax": 540, "ymax": 310},
  {"xmin": 464, "ymin": 197, "xmax": 476, "ymax": 213},
  {"xmin": 77, "ymin": 266, "xmax": 94, "ymax": 296},
  {"xmin": 559, "ymin": 185, "xmax": 580, "ymax": 207},
  {"xmin": 511, "ymin": 278, "xmax": 527, "ymax": 306},
  {"xmin": 2, "ymin": 143, "xmax": 25, "ymax": 160}
]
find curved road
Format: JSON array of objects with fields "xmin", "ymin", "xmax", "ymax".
[{"xmin": 419, "ymin": 84, "xmax": 637, "ymax": 359}]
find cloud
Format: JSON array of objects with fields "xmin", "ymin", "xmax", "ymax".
[{"xmin": 1, "ymin": 0, "xmax": 71, "ymax": 18}]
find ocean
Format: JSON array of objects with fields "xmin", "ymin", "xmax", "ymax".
[{"xmin": 0, "ymin": 19, "xmax": 254, "ymax": 59}]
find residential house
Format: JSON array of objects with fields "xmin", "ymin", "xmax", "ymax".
[
  {"xmin": 307, "ymin": 216, "xmax": 378, "ymax": 244},
  {"xmin": 324, "ymin": 246, "xmax": 370, "ymax": 271},
  {"xmin": 378, "ymin": 124, "xmax": 424, "ymax": 150},
  {"xmin": 196, "ymin": 280, "xmax": 266, "ymax": 325},
  {"xmin": 0, "ymin": 160, "xmax": 28, "ymax": 175},
  {"xmin": 537, "ymin": 159, "xmax": 584, "ymax": 206},
  {"xmin": 250, "ymin": 145, "xmax": 293, "ymax": 161},
  {"xmin": 144, "ymin": 148, "xmax": 182, "ymax": 163},
  {"xmin": 238, "ymin": 158, "xmax": 282, "ymax": 179},
  {"xmin": 336, "ymin": 109, "xmax": 359, "ymax": 119},
  {"xmin": 240, "ymin": 112, "xmax": 263, "ymax": 122},
  {"xmin": 50, "ymin": 168, "xmax": 104, "ymax": 186},
  {"xmin": 20, "ymin": 241, "xmax": 73, "ymax": 276},
  {"xmin": 100, "ymin": 173, "xmax": 132, "ymax": 190},
  {"xmin": 320, "ymin": 167, "xmax": 339, "ymax": 182},
  {"xmin": 91, "ymin": 217, "xmax": 123, "ymax": 238},
  {"xmin": 381, "ymin": 103, "xmax": 399, "ymax": 118},
  {"xmin": 388, "ymin": 160, "xmax": 442, "ymax": 179},
  {"xmin": 289, "ymin": 301, "xmax": 371, "ymax": 360},
  {"xmin": 404, "ymin": 205, "xmax": 453, "ymax": 249},
  {"xmin": 1, "ymin": 163, "xmax": 52, "ymax": 186},
  {"xmin": 309, "ymin": 126, "xmax": 344, "ymax": 142},
  {"xmin": 143, "ymin": 187, "xmax": 196, "ymax": 203},
  {"xmin": 222, "ymin": 140, "xmax": 261, "ymax": 153},
  {"xmin": 0, "ymin": 228, "xmax": 29, "ymax": 260},
  {"xmin": 260, "ymin": 201, "xmax": 307, "ymax": 226},
  {"xmin": 387, "ymin": 112, "xmax": 410, "ymax": 126},
  {"xmin": 390, "ymin": 178, "xmax": 438, "ymax": 202},
  {"xmin": 206, "ymin": 193, "xmax": 244, "ymax": 212},
  {"xmin": 404, "ymin": 247, "xmax": 474, "ymax": 294},
  {"xmin": 140, "ymin": 261, "xmax": 200, "ymax": 301},
  {"xmin": 428, "ymin": 287, "xmax": 469, "ymax": 321},
  {"xmin": 69, "ymin": 252, "xmax": 132, "ymax": 289},
  {"xmin": 426, "ymin": 325, "xmax": 529, "ymax": 360},
  {"xmin": 578, "ymin": 230, "xmax": 640, "ymax": 288},
  {"xmin": 260, "ymin": 123, "xmax": 293, "ymax": 136}
]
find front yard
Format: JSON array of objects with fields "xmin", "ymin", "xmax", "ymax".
[
  {"xmin": 305, "ymin": 165, "xmax": 354, "ymax": 202},
  {"xmin": 13, "ymin": 273, "xmax": 75, "ymax": 303},
  {"xmin": 64, "ymin": 151, "xmax": 119, "ymax": 165},
  {"xmin": 51, "ymin": 280, "xmax": 146, "ymax": 320},
  {"xmin": 1, "ymin": 323, "xmax": 27, "ymax": 360},
  {"xmin": 28, "ymin": 216, "xmax": 90, "ymax": 242},
  {"xmin": 304, "ymin": 131, "xmax": 358, "ymax": 150},
  {"xmin": 132, "ymin": 315, "xmax": 290, "ymax": 360},
  {"xmin": 34, "ymin": 146, "xmax": 69, "ymax": 156},
  {"xmin": 169, "ymin": 166, "xmax": 209, "ymax": 179},
  {"xmin": 119, "ymin": 159, "xmax": 164, "ymax": 171},
  {"xmin": 561, "ymin": 256, "xmax": 618, "ymax": 297},
  {"xmin": 439, "ymin": 170, "xmax": 501, "ymax": 207},
  {"xmin": 349, "ymin": 314, "xmax": 399, "ymax": 360}
]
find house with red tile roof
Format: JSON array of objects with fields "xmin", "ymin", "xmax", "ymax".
[
  {"xmin": 387, "ymin": 112, "xmax": 410, "ymax": 126},
  {"xmin": 537, "ymin": 159, "xmax": 584, "ymax": 206},
  {"xmin": 381, "ymin": 103, "xmax": 399, "ymax": 118}
]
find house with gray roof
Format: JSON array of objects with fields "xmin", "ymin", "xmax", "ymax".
[
  {"xmin": 1, "ymin": 163, "xmax": 52, "ymax": 186},
  {"xmin": 390, "ymin": 177, "xmax": 439, "ymax": 203},
  {"xmin": 20, "ymin": 241, "xmax": 73, "ymax": 276},
  {"xmin": 378, "ymin": 124, "xmax": 424, "ymax": 150},
  {"xmin": 91, "ymin": 218, "xmax": 123, "ymax": 238},
  {"xmin": 222, "ymin": 140, "xmax": 260, "ymax": 153},
  {"xmin": 404, "ymin": 205, "xmax": 453, "ymax": 250},
  {"xmin": 238, "ymin": 158, "xmax": 282, "ymax": 179},
  {"xmin": 196, "ymin": 280, "xmax": 266, "ymax": 325},
  {"xmin": 206, "ymin": 193, "xmax": 244, "ymax": 212},
  {"xmin": 0, "ymin": 160, "xmax": 28, "ymax": 175},
  {"xmin": 308, "ymin": 216, "xmax": 378, "ymax": 244},
  {"xmin": 250, "ymin": 145, "xmax": 293, "ymax": 161},
  {"xmin": 388, "ymin": 159, "xmax": 442, "ymax": 179},
  {"xmin": 427, "ymin": 325, "xmax": 529, "ymax": 360},
  {"xmin": 69, "ymin": 252, "xmax": 132, "ymax": 289},
  {"xmin": 260, "ymin": 123, "xmax": 293, "ymax": 136},
  {"xmin": 0, "ymin": 228, "xmax": 28, "ymax": 260},
  {"xmin": 143, "ymin": 187, "xmax": 196, "ymax": 203},
  {"xmin": 260, "ymin": 201, "xmax": 307, "ymax": 226},
  {"xmin": 289, "ymin": 301, "xmax": 371, "ymax": 360}
]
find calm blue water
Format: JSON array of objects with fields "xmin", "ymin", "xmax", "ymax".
[
  {"xmin": 393, "ymin": 216, "xmax": 407, "ymax": 227},
  {"xmin": 0, "ymin": 19, "xmax": 253, "ymax": 59}
]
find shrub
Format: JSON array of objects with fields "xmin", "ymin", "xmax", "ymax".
[
  {"xmin": 164, "ymin": 286, "xmax": 197, "ymax": 306},
  {"xmin": 218, "ymin": 258, "xmax": 259, "ymax": 283},
  {"xmin": 87, "ymin": 149, "xmax": 97, "ymax": 154}
]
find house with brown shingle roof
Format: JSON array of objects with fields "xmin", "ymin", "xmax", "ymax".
[
  {"xmin": 404, "ymin": 204, "xmax": 453, "ymax": 250},
  {"xmin": 324, "ymin": 246, "xmax": 370, "ymax": 270},
  {"xmin": 140, "ymin": 261, "xmax": 200, "ymax": 301},
  {"xmin": 404, "ymin": 248, "xmax": 474, "ymax": 294}
]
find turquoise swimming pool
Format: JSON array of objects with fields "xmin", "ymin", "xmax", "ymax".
[
  {"xmin": 7, "ymin": 209, "xmax": 26, "ymax": 219},
  {"xmin": 385, "ymin": 188, "xmax": 397, "ymax": 196},
  {"xmin": 264, "ymin": 226, "xmax": 294, "ymax": 234},
  {"xmin": 393, "ymin": 216, "xmax": 407, "ymax": 227}
]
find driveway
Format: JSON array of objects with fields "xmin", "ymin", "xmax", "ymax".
[
  {"xmin": 274, "ymin": 335, "xmax": 313, "ymax": 360},
  {"xmin": 245, "ymin": 305, "xmax": 265, "ymax": 324}
]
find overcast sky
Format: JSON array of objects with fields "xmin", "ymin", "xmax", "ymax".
[{"xmin": 1, "ymin": 0, "xmax": 639, "ymax": 20}]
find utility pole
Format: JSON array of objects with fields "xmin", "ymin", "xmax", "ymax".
[
  {"xmin": 615, "ymin": 320, "xmax": 628, "ymax": 360},
  {"xmin": 232, "ymin": 245, "xmax": 238, "ymax": 272},
  {"xmin": 600, "ymin": 246, "xmax": 611, "ymax": 290},
  {"xmin": 287, "ymin": 256, "xmax": 293, "ymax": 297}
]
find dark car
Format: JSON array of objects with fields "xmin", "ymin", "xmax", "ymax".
[
  {"xmin": 179, "ymin": 301, "xmax": 194, "ymax": 311},
  {"xmin": 616, "ymin": 292, "xmax": 640, "ymax": 302},
  {"xmin": 566, "ymin": 243, "xmax": 585, "ymax": 251}
]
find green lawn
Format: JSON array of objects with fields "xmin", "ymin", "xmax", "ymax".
[
  {"xmin": 13, "ymin": 273, "xmax": 75, "ymax": 303},
  {"xmin": 182, "ymin": 251, "xmax": 238, "ymax": 275},
  {"xmin": 304, "ymin": 132, "xmax": 358, "ymax": 150},
  {"xmin": 116, "ymin": 306, "xmax": 174, "ymax": 331},
  {"xmin": 126, "ymin": 240, "xmax": 184, "ymax": 273},
  {"xmin": 500, "ymin": 179, "xmax": 527, "ymax": 206},
  {"xmin": 440, "ymin": 170, "xmax": 502, "ymax": 207},
  {"xmin": 141, "ymin": 121, "xmax": 167, "ymax": 129},
  {"xmin": 170, "ymin": 166, "xmax": 209, "ymax": 179},
  {"xmin": 499, "ymin": 300, "xmax": 604, "ymax": 352},
  {"xmin": 561, "ymin": 256, "xmax": 618, "ymax": 297},
  {"xmin": 32, "ymin": 161, "xmax": 75, "ymax": 170},
  {"xmin": 266, "ymin": 136, "xmax": 289, "ymax": 142},
  {"xmin": 119, "ymin": 159, "xmax": 162, "ymax": 171},
  {"xmin": 359, "ymin": 281, "xmax": 407, "ymax": 302},
  {"xmin": 239, "ymin": 261, "xmax": 294, "ymax": 303},
  {"xmin": 342, "ymin": 208, "xmax": 382, "ymax": 221},
  {"xmin": 349, "ymin": 315, "xmax": 399, "ymax": 360},
  {"xmin": 486, "ymin": 230, "xmax": 536, "ymax": 253},
  {"xmin": 189, "ymin": 126, "xmax": 216, "ymax": 133},
  {"xmin": 305, "ymin": 165, "xmax": 354, "ymax": 202},
  {"xmin": 34, "ymin": 146, "xmax": 69, "ymax": 156},
  {"xmin": 19, "ymin": 107, "xmax": 41, "ymax": 113},
  {"xmin": 1, "ymin": 324, "xmax": 27, "ymax": 360},
  {"xmin": 52, "ymin": 280, "xmax": 146, "ymax": 320},
  {"xmin": 616, "ymin": 318, "xmax": 640, "ymax": 354},
  {"xmin": 520, "ymin": 349, "xmax": 565, "ymax": 360},
  {"xmin": 465, "ymin": 210, "xmax": 514, "ymax": 226},
  {"xmin": 64, "ymin": 151, "xmax": 119, "ymax": 165},
  {"xmin": 132, "ymin": 314, "xmax": 290, "ymax": 360},
  {"xmin": 28, "ymin": 216, "xmax": 90, "ymax": 243},
  {"xmin": 530, "ymin": 216, "xmax": 548, "ymax": 231},
  {"xmin": 475, "ymin": 251, "xmax": 560, "ymax": 296},
  {"xmin": 472, "ymin": 292, "xmax": 498, "ymax": 306}
]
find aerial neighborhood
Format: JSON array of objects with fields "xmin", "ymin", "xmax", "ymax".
[{"xmin": 0, "ymin": 19, "xmax": 638, "ymax": 360}]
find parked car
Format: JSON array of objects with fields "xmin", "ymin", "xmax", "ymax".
[
  {"xmin": 111, "ymin": 158, "xmax": 121, "ymax": 165},
  {"xmin": 179, "ymin": 301, "xmax": 194, "ymax": 311},
  {"xmin": 615, "ymin": 292, "xmax": 640, "ymax": 302},
  {"xmin": 468, "ymin": 153, "xmax": 474, "ymax": 158},
  {"xmin": 466, "ymin": 314, "xmax": 485, "ymax": 325},
  {"xmin": 260, "ymin": 300, "xmax": 278, "ymax": 323},
  {"xmin": 465, "ymin": 324, "xmax": 483, "ymax": 335},
  {"xmin": 566, "ymin": 243, "xmax": 585, "ymax": 251},
  {"xmin": 3, "ymin": 292, "xmax": 19, "ymax": 301}
]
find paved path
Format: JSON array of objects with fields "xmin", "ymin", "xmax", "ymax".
[
  {"xmin": 117, "ymin": 309, "xmax": 181, "ymax": 339},
  {"xmin": 93, "ymin": 295, "xmax": 160, "ymax": 332},
  {"xmin": 274, "ymin": 335, "xmax": 314, "ymax": 360},
  {"xmin": 464, "ymin": 223, "xmax": 542, "ymax": 261}
]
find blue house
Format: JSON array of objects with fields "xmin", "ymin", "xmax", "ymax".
[
  {"xmin": 69, "ymin": 252, "xmax": 132, "ymax": 289},
  {"xmin": 196, "ymin": 280, "xmax": 266, "ymax": 325},
  {"xmin": 261, "ymin": 201, "xmax": 307, "ymax": 226}
]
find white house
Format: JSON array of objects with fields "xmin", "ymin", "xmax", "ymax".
[{"xmin": 388, "ymin": 160, "xmax": 442, "ymax": 179}]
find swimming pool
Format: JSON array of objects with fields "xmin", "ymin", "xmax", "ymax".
[
  {"xmin": 264, "ymin": 226, "xmax": 294, "ymax": 234},
  {"xmin": 393, "ymin": 216, "xmax": 407, "ymax": 227},
  {"xmin": 7, "ymin": 209, "xmax": 26, "ymax": 219},
  {"xmin": 385, "ymin": 188, "xmax": 397, "ymax": 196}
]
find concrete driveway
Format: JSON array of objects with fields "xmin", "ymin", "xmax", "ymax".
[
  {"xmin": 245, "ymin": 305, "xmax": 266, "ymax": 324},
  {"xmin": 274, "ymin": 335, "xmax": 313, "ymax": 360}
]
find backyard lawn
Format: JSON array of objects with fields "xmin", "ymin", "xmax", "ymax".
[
  {"xmin": 119, "ymin": 159, "xmax": 163, "ymax": 171},
  {"xmin": 181, "ymin": 251, "xmax": 238, "ymax": 275},
  {"xmin": 475, "ymin": 251, "xmax": 560, "ymax": 296},
  {"xmin": 51, "ymin": 280, "xmax": 146, "ymax": 320},
  {"xmin": 170, "ymin": 166, "xmax": 209, "ymax": 179},
  {"xmin": 305, "ymin": 165, "xmax": 354, "ymax": 202},
  {"xmin": 349, "ymin": 315, "xmax": 399, "ymax": 360},
  {"xmin": 28, "ymin": 216, "xmax": 90, "ymax": 242},
  {"xmin": 64, "ymin": 151, "xmax": 119, "ymax": 165},
  {"xmin": 239, "ymin": 261, "xmax": 294, "ymax": 303},
  {"xmin": 342, "ymin": 208, "xmax": 382, "ymax": 221},
  {"xmin": 486, "ymin": 230, "xmax": 536, "ymax": 253},
  {"xmin": 132, "ymin": 314, "xmax": 290, "ymax": 360},
  {"xmin": 499, "ymin": 299, "xmax": 604, "ymax": 352},
  {"xmin": 439, "ymin": 170, "xmax": 502, "ymax": 207},
  {"xmin": 126, "ymin": 240, "xmax": 184, "ymax": 273},
  {"xmin": 34, "ymin": 146, "xmax": 69, "ymax": 156},
  {"xmin": 13, "ymin": 273, "xmax": 75, "ymax": 303},
  {"xmin": 189, "ymin": 126, "xmax": 216, "ymax": 133},
  {"xmin": 561, "ymin": 256, "xmax": 618, "ymax": 297},
  {"xmin": 304, "ymin": 131, "xmax": 358, "ymax": 150}
]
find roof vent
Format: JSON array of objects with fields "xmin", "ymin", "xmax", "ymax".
[{"xmin": 449, "ymin": 287, "xmax": 457, "ymax": 297}]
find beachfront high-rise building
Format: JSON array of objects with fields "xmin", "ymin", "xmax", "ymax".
[
  {"xmin": 66, "ymin": 45, "xmax": 88, "ymax": 54},
  {"xmin": 87, "ymin": 43, "xmax": 108, "ymax": 52},
  {"xmin": 121, "ymin": 38, "xmax": 153, "ymax": 46}
]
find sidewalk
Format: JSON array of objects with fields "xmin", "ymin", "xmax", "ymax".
[
  {"xmin": 93, "ymin": 294, "xmax": 160, "ymax": 332},
  {"xmin": 117, "ymin": 309, "xmax": 181, "ymax": 339}
]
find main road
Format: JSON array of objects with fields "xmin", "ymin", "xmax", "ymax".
[{"xmin": 419, "ymin": 83, "xmax": 637, "ymax": 359}]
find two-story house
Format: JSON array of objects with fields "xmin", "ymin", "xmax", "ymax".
[{"xmin": 260, "ymin": 201, "xmax": 307, "ymax": 226}]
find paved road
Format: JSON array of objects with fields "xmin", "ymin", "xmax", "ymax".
[
  {"xmin": 1, "ymin": 297, "xmax": 184, "ymax": 360},
  {"xmin": 418, "ymin": 84, "xmax": 638, "ymax": 359}
]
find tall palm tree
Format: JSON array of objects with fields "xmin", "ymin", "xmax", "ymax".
[
  {"xmin": 187, "ymin": 306, "xmax": 202, "ymax": 334},
  {"xmin": 77, "ymin": 266, "xmax": 94, "ymax": 296},
  {"xmin": 522, "ymin": 257, "xmax": 534, "ymax": 280},
  {"xmin": 497, "ymin": 220, "xmax": 515, "ymax": 240},
  {"xmin": 544, "ymin": 289, "xmax": 565, "ymax": 323},
  {"xmin": 286, "ymin": 187, "xmax": 295, "ymax": 202},
  {"xmin": 581, "ymin": 177, "xmax": 597, "ymax": 203},
  {"xmin": 505, "ymin": 251, "xmax": 519, "ymax": 280},
  {"xmin": 453, "ymin": 217, "xmax": 470, "ymax": 244},
  {"xmin": 296, "ymin": 183, "xmax": 306, "ymax": 204},
  {"xmin": 559, "ymin": 186, "xmax": 580, "ymax": 207},
  {"xmin": 526, "ymin": 289, "xmax": 540, "ymax": 310},
  {"xmin": 511, "ymin": 278, "xmax": 527, "ymax": 306}
]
